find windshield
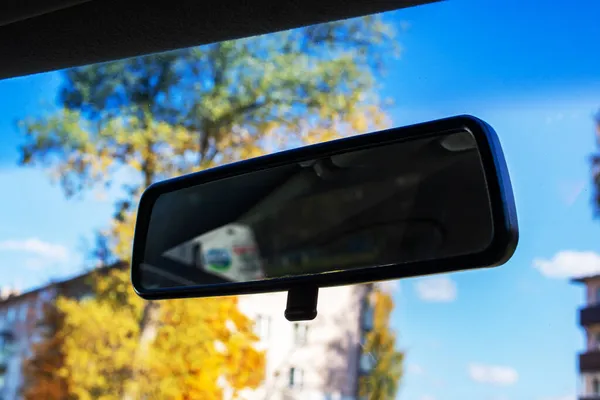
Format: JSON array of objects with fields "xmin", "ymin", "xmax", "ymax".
[{"xmin": 0, "ymin": 1, "xmax": 596, "ymax": 399}]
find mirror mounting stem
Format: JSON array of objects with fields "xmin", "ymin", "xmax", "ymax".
[{"xmin": 284, "ymin": 286, "xmax": 319, "ymax": 321}]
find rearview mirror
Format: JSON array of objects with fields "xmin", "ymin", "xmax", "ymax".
[{"xmin": 131, "ymin": 115, "xmax": 518, "ymax": 320}]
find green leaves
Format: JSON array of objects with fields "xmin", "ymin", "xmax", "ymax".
[
  {"xmin": 20, "ymin": 14, "xmax": 396, "ymax": 200},
  {"xmin": 360, "ymin": 289, "xmax": 405, "ymax": 400}
]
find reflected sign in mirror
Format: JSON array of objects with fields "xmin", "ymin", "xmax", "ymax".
[{"xmin": 132, "ymin": 116, "xmax": 518, "ymax": 299}]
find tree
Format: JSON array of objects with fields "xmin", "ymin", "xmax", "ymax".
[
  {"xmin": 359, "ymin": 287, "xmax": 404, "ymax": 400},
  {"xmin": 18, "ymin": 15, "xmax": 397, "ymax": 398},
  {"xmin": 56, "ymin": 288, "xmax": 140, "ymax": 400},
  {"xmin": 21, "ymin": 302, "xmax": 70, "ymax": 400},
  {"xmin": 145, "ymin": 295, "xmax": 265, "ymax": 399}
]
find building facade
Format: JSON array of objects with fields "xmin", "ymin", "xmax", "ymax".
[
  {"xmin": 0, "ymin": 268, "xmax": 373, "ymax": 400},
  {"xmin": 574, "ymin": 275, "xmax": 600, "ymax": 400},
  {"xmin": 236, "ymin": 284, "xmax": 373, "ymax": 400}
]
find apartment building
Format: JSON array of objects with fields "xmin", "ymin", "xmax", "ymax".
[
  {"xmin": 0, "ymin": 269, "xmax": 93, "ymax": 400},
  {"xmin": 574, "ymin": 274, "xmax": 600, "ymax": 400},
  {"xmin": 0, "ymin": 266, "xmax": 374, "ymax": 400},
  {"xmin": 236, "ymin": 284, "xmax": 374, "ymax": 400}
]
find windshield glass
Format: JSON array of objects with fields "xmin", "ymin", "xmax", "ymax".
[{"xmin": 0, "ymin": 1, "xmax": 596, "ymax": 399}]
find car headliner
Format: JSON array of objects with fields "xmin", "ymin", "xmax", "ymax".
[{"xmin": 0, "ymin": 0, "xmax": 436, "ymax": 80}]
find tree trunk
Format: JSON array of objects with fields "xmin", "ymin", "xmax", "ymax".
[
  {"xmin": 123, "ymin": 144, "xmax": 159, "ymax": 400},
  {"xmin": 122, "ymin": 301, "xmax": 160, "ymax": 400}
]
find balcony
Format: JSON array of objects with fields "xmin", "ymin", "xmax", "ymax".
[
  {"xmin": 580, "ymin": 304, "xmax": 600, "ymax": 326},
  {"xmin": 0, "ymin": 352, "xmax": 8, "ymax": 374},
  {"xmin": 580, "ymin": 351, "xmax": 600, "ymax": 372},
  {"xmin": 0, "ymin": 329, "xmax": 15, "ymax": 374}
]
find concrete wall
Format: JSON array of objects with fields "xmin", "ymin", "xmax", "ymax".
[
  {"xmin": 0, "ymin": 286, "xmax": 54, "ymax": 400},
  {"xmin": 582, "ymin": 372, "xmax": 600, "ymax": 396},
  {"xmin": 586, "ymin": 278, "xmax": 600, "ymax": 305},
  {"xmin": 582, "ymin": 279, "xmax": 600, "ymax": 397},
  {"xmin": 587, "ymin": 325, "xmax": 600, "ymax": 351}
]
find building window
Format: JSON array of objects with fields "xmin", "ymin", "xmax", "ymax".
[
  {"xmin": 255, "ymin": 315, "xmax": 270, "ymax": 340},
  {"xmin": 288, "ymin": 367, "xmax": 304, "ymax": 389},
  {"xmin": 293, "ymin": 323, "xmax": 308, "ymax": 345},
  {"xmin": 18, "ymin": 302, "xmax": 28, "ymax": 322},
  {"xmin": 362, "ymin": 299, "xmax": 374, "ymax": 331},
  {"xmin": 79, "ymin": 294, "xmax": 94, "ymax": 303},
  {"xmin": 6, "ymin": 307, "xmax": 15, "ymax": 323},
  {"xmin": 360, "ymin": 330, "xmax": 368, "ymax": 348},
  {"xmin": 594, "ymin": 377, "xmax": 600, "ymax": 394},
  {"xmin": 35, "ymin": 298, "xmax": 44, "ymax": 319},
  {"xmin": 360, "ymin": 352, "xmax": 376, "ymax": 374},
  {"xmin": 0, "ymin": 330, "xmax": 16, "ymax": 361},
  {"xmin": 595, "ymin": 333, "xmax": 600, "ymax": 350}
]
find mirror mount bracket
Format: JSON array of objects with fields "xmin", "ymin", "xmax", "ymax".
[{"xmin": 284, "ymin": 286, "xmax": 319, "ymax": 322}]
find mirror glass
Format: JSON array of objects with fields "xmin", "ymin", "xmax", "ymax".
[{"xmin": 139, "ymin": 130, "xmax": 493, "ymax": 290}]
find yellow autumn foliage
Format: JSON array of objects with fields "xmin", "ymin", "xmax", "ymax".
[
  {"xmin": 359, "ymin": 288, "xmax": 404, "ymax": 400},
  {"xmin": 48, "ymin": 268, "xmax": 265, "ymax": 399},
  {"xmin": 145, "ymin": 297, "xmax": 265, "ymax": 399},
  {"xmin": 57, "ymin": 296, "xmax": 140, "ymax": 400}
]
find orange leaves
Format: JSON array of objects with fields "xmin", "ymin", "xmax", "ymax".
[
  {"xmin": 21, "ymin": 303, "xmax": 71, "ymax": 400},
  {"xmin": 24, "ymin": 270, "xmax": 265, "ymax": 399},
  {"xmin": 48, "ymin": 268, "xmax": 265, "ymax": 399}
]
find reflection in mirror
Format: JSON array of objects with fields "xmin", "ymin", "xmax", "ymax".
[{"xmin": 140, "ymin": 130, "xmax": 492, "ymax": 289}]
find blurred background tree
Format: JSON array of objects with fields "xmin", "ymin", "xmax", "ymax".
[
  {"xmin": 19, "ymin": 15, "xmax": 398, "ymax": 398},
  {"xmin": 359, "ymin": 288, "xmax": 404, "ymax": 400}
]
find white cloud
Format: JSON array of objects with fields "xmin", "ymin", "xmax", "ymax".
[
  {"xmin": 0, "ymin": 238, "xmax": 70, "ymax": 269},
  {"xmin": 415, "ymin": 276, "xmax": 457, "ymax": 302},
  {"xmin": 0, "ymin": 238, "xmax": 69, "ymax": 260},
  {"xmin": 24, "ymin": 258, "xmax": 49, "ymax": 270},
  {"xmin": 533, "ymin": 250, "xmax": 600, "ymax": 278},
  {"xmin": 468, "ymin": 363, "xmax": 518, "ymax": 386}
]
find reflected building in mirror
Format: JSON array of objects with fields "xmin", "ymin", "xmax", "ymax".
[{"xmin": 141, "ymin": 129, "xmax": 496, "ymax": 290}]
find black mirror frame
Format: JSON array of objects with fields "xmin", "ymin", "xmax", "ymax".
[{"xmin": 131, "ymin": 115, "xmax": 518, "ymax": 301}]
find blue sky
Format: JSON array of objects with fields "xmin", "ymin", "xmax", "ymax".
[{"xmin": 0, "ymin": 0, "xmax": 599, "ymax": 399}]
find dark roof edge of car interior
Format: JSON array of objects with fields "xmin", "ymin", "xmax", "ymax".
[
  {"xmin": 0, "ymin": 0, "xmax": 436, "ymax": 80},
  {"xmin": 0, "ymin": 0, "xmax": 91, "ymax": 27}
]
